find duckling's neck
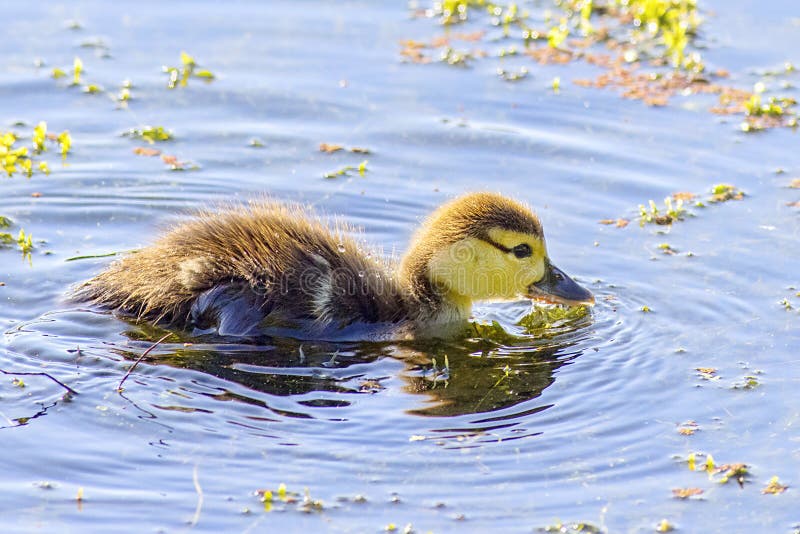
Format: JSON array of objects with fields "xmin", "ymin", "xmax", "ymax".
[{"xmin": 400, "ymin": 269, "xmax": 473, "ymax": 327}]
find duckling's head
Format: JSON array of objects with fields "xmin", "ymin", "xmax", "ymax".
[{"xmin": 401, "ymin": 192, "xmax": 593, "ymax": 315}]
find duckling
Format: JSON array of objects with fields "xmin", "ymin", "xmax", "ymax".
[{"xmin": 74, "ymin": 192, "xmax": 593, "ymax": 338}]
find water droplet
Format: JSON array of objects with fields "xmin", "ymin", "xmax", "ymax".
[{"xmin": 337, "ymin": 243, "xmax": 346, "ymax": 253}]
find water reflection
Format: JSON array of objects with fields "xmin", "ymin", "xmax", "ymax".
[{"xmin": 111, "ymin": 309, "xmax": 591, "ymax": 420}]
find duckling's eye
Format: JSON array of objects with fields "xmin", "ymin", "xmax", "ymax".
[{"xmin": 512, "ymin": 244, "xmax": 532, "ymax": 259}]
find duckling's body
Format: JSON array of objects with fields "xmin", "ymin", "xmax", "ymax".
[{"xmin": 75, "ymin": 193, "xmax": 593, "ymax": 338}]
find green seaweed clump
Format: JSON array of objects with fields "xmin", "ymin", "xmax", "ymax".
[
  {"xmin": 518, "ymin": 304, "xmax": 591, "ymax": 337},
  {"xmin": 709, "ymin": 183, "xmax": 744, "ymax": 202}
]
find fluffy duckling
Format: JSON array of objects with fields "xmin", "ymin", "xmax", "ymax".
[{"xmin": 75, "ymin": 193, "xmax": 593, "ymax": 338}]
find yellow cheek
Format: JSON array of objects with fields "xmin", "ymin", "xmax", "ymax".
[{"xmin": 427, "ymin": 236, "xmax": 547, "ymax": 301}]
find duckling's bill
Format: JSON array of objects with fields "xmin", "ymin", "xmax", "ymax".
[{"xmin": 527, "ymin": 259, "xmax": 594, "ymax": 307}]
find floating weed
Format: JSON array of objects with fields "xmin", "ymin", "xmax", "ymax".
[
  {"xmin": 605, "ymin": 184, "xmax": 743, "ymax": 230},
  {"xmin": 161, "ymin": 154, "xmax": 199, "ymax": 171},
  {"xmin": 639, "ymin": 197, "xmax": 686, "ymax": 226},
  {"xmin": 132, "ymin": 147, "xmax": 161, "ymax": 157},
  {"xmin": 32, "ymin": 122, "xmax": 47, "ymax": 152},
  {"xmin": 124, "ymin": 126, "xmax": 173, "ymax": 144},
  {"xmin": 323, "ymin": 160, "xmax": 368, "ymax": 179},
  {"xmin": 57, "ymin": 131, "xmax": 72, "ymax": 158},
  {"xmin": 1, "ymin": 124, "xmax": 67, "ymax": 177},
  {"xmin": 319, "ymin": 143, "xmax": 344, "ymax": 153},
  {"xmin": 712, "ymin": 463, "xmax": 750, "ymax": 487},
  {"xmin": 440, "ymin": 46, "xmax": 477, "ymax": 66},
  {"xmin": 318, "ymin": 142, "xmax": 371, "ymax": 153},
  {"xmin": 254, "ymin": 484, "xmax": 323, "ymax": 514},
  {"xmin": 497, "ymin": 66, "xmax": 529, "ymax": 81},
  {"xmin": 732, "ymin": 375, "xmax": 760, "ymax": 390},
  {"xmin": 518, "ymin": 304, "xmax": 590, "ymax": 337},
  {"xmin": 709, "ymin": 183, "xmax": 744, "ymax": 202},
  {"xmin": 598, "ymin": 218, "xmax": 629, "ymax": 228},
  {"xmin": 677, "ymin": 421, "xmax": 699, "ymax": 435},
  {"xmin": 323, "ymin": 164, "xmax": 354, "ymax": 179},
  {"xmin": 658, "ymin": 243, "xmax": 678, "ymax": 255},
  {"xmin": 163, "ymin": 51, "xmax": 215, "ymax": 89},
  {"xmin": 407, "ymin": 1, "xmax": 798, "ymax": 133},
  {"xmin": 695, "ymin": 367, "xmax": 719, "ymax": 381},
  {"xmin": 72, "ymin": 57, "xmax": 83, "ymax": 85},
  {"xmin": 0, "ymin": 216, "xmax": 11, "ymax": 228},
  {"xmin": 469, "ymin": 319, "xmax": 518, "ymax": 344},
  {"xmin": 249, "ymin": 138, "xmax": 265, "ymax": 147},
  {"xmin": 672, "ymin": 487, "xmax": 703, "ymax": 499},
  {"xmin": 671, "ymin": 191, "xmax": 696, "ymax": 201},
  {"xmin": 538, "ymin": 521, "xmax": 603, "ymax": 533},
  {"xmin": 656, "ymin": 519, "xmax": 675, "ymax": 532},
  {"xmin": 762, "ymin": 476, "xmax": 788, "ymax": 495},
  {"xmin": 117, "ymin": 86, "xmax": 131, "ymax": 103},
  {"xmin": 17, "ymin": 229, "xmax": 34, "ymax": 255},
  {"xmin": 297, "ymin": 488, "xmax": 325, "ymax": 513}
]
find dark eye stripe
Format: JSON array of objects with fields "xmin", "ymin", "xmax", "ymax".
[{"xmin": 480, "ymin": 237, "xmax": 533, "ymax": 258}]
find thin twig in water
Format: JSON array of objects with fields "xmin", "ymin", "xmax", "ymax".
[
  {"xmin": 0, "ymin": 368, "xmax": 78, "ymax": 395},
  {"xmin": 190, "ymin": 464, "xmax": 203, "ymax": 527},
  {"xmin": 117, "ymin": 333, "xmax": 171, "ymax": 391}
]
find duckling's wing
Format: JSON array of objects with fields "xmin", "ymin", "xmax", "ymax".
[{"xmin": 189, "ymin": 282, "xmax": 272, "ymax": 337}]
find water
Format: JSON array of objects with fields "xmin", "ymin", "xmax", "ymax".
[{"xmin": 2, "ymin": 1, "xmax": 799, "ymax": 532}]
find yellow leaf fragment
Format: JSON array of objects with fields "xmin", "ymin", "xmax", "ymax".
[
  {"xmin": 672, "ymin": 487, "xmax": 703, "ymax": 499},
  {"xmin": 73, "ymin": 57, "xmax": 83, "ymax": 85},
  {"xmin": 656, "ymin": 519, "xmax": 675, "ymax": 532},
  {"xmin": 762, "ymin": 476, "xmax": 788, "ymax": 494},
  {"xmin": 319, "ymin": 143, "xmax": 343, "ymax": 153},
  {"xmin": 180, "ymin": 51, "xmax": 195, "ymax": 66},
  {"xmin": 133, "ymin": 147, "xmax": 161, "ymax": 157}
]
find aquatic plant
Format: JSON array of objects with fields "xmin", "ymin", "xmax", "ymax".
[
  {"xmin": 0, "ymin": 224, "xmax": 34, "ymax": 258},
  {"xmin": 638, "ymin": 197, "xmax": 686, "ymax": 226},
  {"xmin": 323, "ymin": 160, "xmax": 369, "ymax": 179},
  {"xmin": 407, "ymin": 0, "xmax": 798, "ymax": 132},
  {"xmin": 124, "ymin": 126, "xmax": 173, "ymax": 144},
  {"xmin": 1, "ymin": 123, "xmax": 69, "ymax": 177},
  {"xmin": 163, "ymin": 51, "xmax": 215, "ymax": 89},
  {"xmin": 518, "ymin": 304, "xmax": 590, "ymax": 336}
]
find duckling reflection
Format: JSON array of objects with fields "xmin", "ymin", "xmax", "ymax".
[{"xmin": 118, "ymin": 322, "xmax": 586, "ymax": 419}]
